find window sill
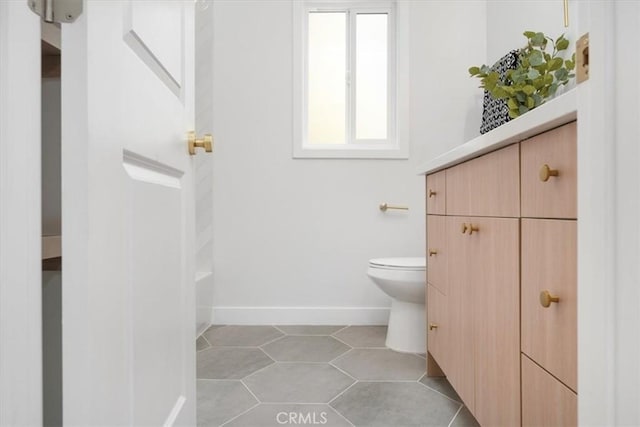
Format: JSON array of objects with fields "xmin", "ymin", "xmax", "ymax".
[{"xmin": 293, "ymin": 143, "xmax": 408, "ymax": 159}]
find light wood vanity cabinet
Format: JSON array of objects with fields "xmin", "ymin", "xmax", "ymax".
[{"xmin": 425, "ymin": 121, "xmax": 577, "ymax": 427}]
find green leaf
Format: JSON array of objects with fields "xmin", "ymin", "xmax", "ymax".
[
  {"xmin": 509, "ymin": 109, "xmax": 520, "ymax": 119},
  {"xmin": 516, "ymin": 92, "xmax": 526, "ymax": 103},
  {"xmin": 527, "ymin": 69, "xmax": 541, "ymax": 80},
  {"xmin": 524, "ymin": 31, "xmax": 537, "ymax": 38},
  {"xmin": 519, "ymin": 104, "xmax": 530, "ymax": 115},
  {"xmin": 556, "ymin": 38, "xmax": 570, "ymax": 51},
  {"xmin": 549, "ymin": 83, "xmax": 559, "ymax": 96},
  {"xmin": 527, "ymin": 96, "xmax": 535, "ymax": 108},
  {"xmin": 548, "ymin": 57, "xmax": 563, "ymax": 71},
  {"xmin": 469, "ymin": 66, "xmax": 481, "ymax": 76},
  {"xmin": 529, "ymin": 50, "xmax": 544, "ymax": 66},
  {"xmin": 523, "ymin": 85, "xmax": 536, "ymax": 95},
  {"xmin": 565, "ymin": 59, "xmax": 575, "ymax": 71},
  {"xmin": 554, "ymin": 68, "xmax": 569, "ymax": 81},
  {"xmin": 531, "ymin": 32, "xmax": 545, "ymax": 47},
  {"xmin": 533, "ymin": 94, "xmax": 543, "ymax": 107},
  {"xmin": 507, "ymin": 97, "xmax": 519, "ymax": 110},
  {"xmin": 544, "ymin": 74, "xmax": 554, "ymax": 85}
]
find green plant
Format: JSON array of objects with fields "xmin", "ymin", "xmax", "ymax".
[{"xmin": 469, "ymin": 31, "xmax": 576, "ymax": 118}]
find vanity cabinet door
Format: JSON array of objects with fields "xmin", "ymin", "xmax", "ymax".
[
  {"xmin": 521, "ymin": 219, "xmax": 577, "ymax": 391},
  {"xmin": 427, "ymin": 215, "xmax": 447, "ymax": 295},
  {"xmin": 521, "ymin": 121, "xmax": 577, "ymax": 219},
  {"xmin": 469, "ymin": 217, "xmax": 520, "ymax": 427},
  {"xmin": 426, "ymin": 171, "xmax": 446, "ymax": 214},
  {"xmin": 445, "ymin": 216, "xmax": 475, "ymax": 412},
  {"xmin": 522, "ymin": 355, "xmax": 577, "ymax": 427}
]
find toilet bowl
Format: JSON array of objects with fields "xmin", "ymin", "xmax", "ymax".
[{"xmin": 367, "ymin": 257, "xmax": 426, "ymax": 353}]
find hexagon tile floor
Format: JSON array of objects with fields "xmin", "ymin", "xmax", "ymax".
[{"xmin": 196, "ymin": 325, "xmax": 480, "ymax": 427}]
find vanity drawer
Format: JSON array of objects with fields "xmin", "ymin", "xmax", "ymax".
[
  {"xmin": 426, "ymin": 171, "xmax": 446, "ymax": 214},
  {"xmin": 522, "ymin": 355, "xmax": 577, "ymax": 427},
  {"xmin": 521, "ymin": 121, "xmax": 577, "ymax": 219},
  {"xmin": 521, "ymin": 219, "xmax": 577, "ymax": 391},
  {"xmin": 446, "ymin": 144, "xmax": 520, "ymax": 217},
  {"xmin": 427, "ymin": 215, "xmax": 447, "ymax": 294}
]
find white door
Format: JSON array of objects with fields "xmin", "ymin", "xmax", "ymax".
[
  {"xmin": 61, "ymin": 1, "xmax": 197, "ymax": 425},
  {"xmin": 0, "ymin": 3, "xmax": 42, "ymax": 426}
]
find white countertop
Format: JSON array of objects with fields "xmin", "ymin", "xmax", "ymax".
[{"xmin": 417, "ymin": 89, "xmax": 577, "ymax": 175}]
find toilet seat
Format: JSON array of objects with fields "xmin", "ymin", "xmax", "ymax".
[{"xmin": 369, "ymin": 257, "xmax": 426, "ymax": 271}]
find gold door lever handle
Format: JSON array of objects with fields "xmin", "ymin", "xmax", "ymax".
[
  {"xmin": 428, "ymin": 189, "xmax": 437, "ymax": 198},
  {"xmin": 539, "ymin": 290, "xmax": 560, "ymax": 308},
  {"xmin": 429, "ymin": 323, "xmax": 438, "ymax": 330},
  {"xmin": 539, "ymin": 164, "xmax": 559, "ymax": 182},
  {"xmin": 188, "ymin": 131, "xmax": 213, "ymax": 155},
  {"xmin": 428, "ymin": 249, "xmax": 438, "ymax": 257}
]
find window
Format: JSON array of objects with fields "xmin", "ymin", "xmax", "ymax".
[{"xmin": 293, "ymin": 1, "xmax": 408, "ymax": 159}]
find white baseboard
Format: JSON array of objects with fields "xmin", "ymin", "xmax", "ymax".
[{"xmin": 211, "ymin": 306, "xmax": 390, "ymax": 325}]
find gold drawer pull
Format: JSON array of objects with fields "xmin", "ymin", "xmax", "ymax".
[
  {"xmin": 428, "ymin": 249, "xmax": 438, "ymax": 257},
  {"xmin": 540, "ymin": 290, "xmax": 560, "ymax": 308},
  {"xmin": 428, "ymin": 189, "xmax": 437, "ymax": 198},
  {"xmin": 468, "ymin": 224, "xmax": 479, "ymax": 235},
  {"xmin": 539, "ymin": 164, "xmax": 559, "ymax": 182},
  {"xmin": 429, "ymin": 323, "xmax": 438, "ymax": 330},
  {"xmin": 461, "ymin": 223, "xmax": 468, "ymax": 234}
]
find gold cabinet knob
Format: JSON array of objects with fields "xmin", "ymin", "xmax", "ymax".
[
  {"xmin": 539, "ymin": 290, "xmax": 560, "ymax": 308},
  {"xmin": 539, "ymin": 164, "xmax": 559, "ymax": 182},
  {"xmin": 468, "ymin": 224, "xmax": 479, "ymax": 235},
  {"xmin": 428, "ymin": 189, "xmax": 437, "ymax": 198},
  {"xmin": 429, "ymin": 323, "xmax": 438, "ymax": 330},
  {"xmin": 461, "ymin": 223, "xmax": 468, "ymax": 234},
  {"xmin": 188, "ymin": 131, "xmax": 213, "ymax": 155},
  {"xmin": 428, "ymin": 249, "xmax": 438, "ymax": 257}
]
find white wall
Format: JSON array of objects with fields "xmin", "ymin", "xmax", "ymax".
[{"xmin": 209, "ymin": 0, "xmax": 486, "ymax": 324}]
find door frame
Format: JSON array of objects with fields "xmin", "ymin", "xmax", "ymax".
[
  {"xmin": 577, "ymin": 1, "xmax": 640, "ymax": 425},
  {"xmin": 0, "ymin": 2, "xmax": 43, "ymax": 425}
]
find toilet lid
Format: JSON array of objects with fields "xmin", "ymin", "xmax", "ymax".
[{"xmin": 369, "ymin": 257, "xmax": 426, "ymax": 271}]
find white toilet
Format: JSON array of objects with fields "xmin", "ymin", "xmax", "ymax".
[{"xmin": 367, "ymin": 257, "xmax": 426, "ymax": 353}]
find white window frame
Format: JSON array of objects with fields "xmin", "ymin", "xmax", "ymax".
[{"xmin": 293, "ymin": 0, "xmax": 409, "ymax": 159}]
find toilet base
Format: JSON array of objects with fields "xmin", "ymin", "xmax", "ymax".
[{"xmin": 385, "ymin": 299, "xmax": 426, "ymax": 354}]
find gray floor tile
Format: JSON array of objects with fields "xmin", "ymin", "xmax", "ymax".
[
  {"xmin": 332, "ymin": 349, "xmax": 425, "ymax": 380},
  {"xmin": 277, "ymin": 325, "xmax": 346, "ymax": 336},
  {"xmin": 330, "ymin": 382, "xmax": 460, "ymax": 426},
  {"xmin": 197, "ymin": 347, "xmax": 274, "ymax": 379},
  {"xmin": 419, "ymin": 375, "xmax": 461, "ymax": 403},
  {"xmin": 203, "ymin": 325, "xmax": 283, "ymax": 347},
  {"xmin": 197, "ymin": 336, "xmax": 211, "ymax": 352},
  {"xmin": 450, "ymin": 406, "xmax": 480, "ymax": 427},
  {"xmin": 224, "ymin": 404, "xmax": 351, "ymax": 427},
  {"xmin": 197, "ymin": 380, "xmax": 257, "ymax": 427},
  {"xmin": 332, "ymin": 326, "xmax": 387, "ymax": 348},
  {"xmin": 262, "ymin": 336, "xmax": 350, "ymax": 362},
  {"xmin": 244, "ymin": 363, "xmax": 354, "ymax": 403}
]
